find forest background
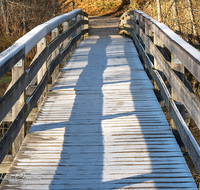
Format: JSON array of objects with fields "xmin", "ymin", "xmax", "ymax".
[{"xmin": 0, "ymin": 0, "xmax": 200, "ymax": 54}]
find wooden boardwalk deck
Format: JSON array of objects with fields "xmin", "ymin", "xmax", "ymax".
[{"xmin": 0, "ymin": 35, "xmax": 197, "ymax": 189}]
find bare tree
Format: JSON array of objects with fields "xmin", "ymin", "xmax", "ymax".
[
  {"xmin": 171, "ymin": 0, "xmax": 181, "ymax": 34},
  {"xmin": 156, "ymin": 0, "xmax": 161, "ymax": 22},
  {"xmin": 186, "ymin": 0, "xmax": 199, "ymax": 45},
  {"xmin": 23, "ymin": 0, "xmax": 26, "ymax": 33},
  {"xmin": 130, "ymin": 0, "xmax": 134, "ymax": 8},
  {"xmin": 0, "ymin": 0, "xmax": 9, "ymax": 34}
]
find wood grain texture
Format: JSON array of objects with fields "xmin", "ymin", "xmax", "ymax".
[{"xmin": 0, "ymin": 35, "xmax": 197, "ymax": 189}]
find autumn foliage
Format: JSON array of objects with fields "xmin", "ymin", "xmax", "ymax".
[{"xmin": 60, "ymin": 0, "xmax": 124, "ymax": 16}]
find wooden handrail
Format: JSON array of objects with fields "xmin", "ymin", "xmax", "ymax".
[
  {"xmin": 0, "ymin": 9, "xmax": 88, "ymax": 163},
  {"xmin": 0, "ymin": 9, "xmax": 87, "ymax": 79},
  {"xmin": 119, "ymin": 10, "xmax": 200, "ymax": 174}
]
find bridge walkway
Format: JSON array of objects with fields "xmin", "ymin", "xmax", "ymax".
[{"xmin": 0, "ymin": 17, "xmax": 197, "ymax": 189}]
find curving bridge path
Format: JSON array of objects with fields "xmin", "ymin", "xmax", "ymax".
[{"xmin": 0, "ymin": 17, "xmax": 197, "ymax": 189}]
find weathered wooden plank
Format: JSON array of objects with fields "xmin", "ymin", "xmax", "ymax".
[
  {"xmin": 14, "ymin": 157, "xmax": 187, "ymax": 164},
  {"xmin": 0, "ymin": 185, "xmax": 197, "ymax": 190},
  {"xmin": 10, "ymin": 163, "xmax": 189, "ymax": 170},
  {"xmin": 6, "ymin": 167, "xmax": 191, "ymax": 174},
  {"xmin": 10, "ymin": 152, "xmax": 184, "ymax": 158},
  {"xmin": 20, "ymin": 141, "xmax": 178, "ymax": 147},
  {"xmin": 13, "ymin": 160, "xmax": 187, "ymax": 165},
  {"xmin": 22, "ymin": 138, "xmax": 177, "ymax": 144},
  {"xmin": 27, "ymin": 131, "xmax": 173, "ymax": 135},
  {"xmin": 1, "ymin": 178, "xmax": 196, "ymax": 186},
  {"xmin": 18, "ymin": 144, "xmax": 180, "ymax": 150},
  {"xmin": 2, "ymin": 175, "xmax": 195, "ymax": 183},
  {"xmin": 16, "ymin": 149, "xmax": 182, "ymax": 155}
]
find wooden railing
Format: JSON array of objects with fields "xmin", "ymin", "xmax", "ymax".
[
  {"xmin": 119, "ymin": 10, "xmax": 200, "ymax": 173},
  {"xmin": 0, "ymin": 9, "xmax": 88, "ymax": 163}
]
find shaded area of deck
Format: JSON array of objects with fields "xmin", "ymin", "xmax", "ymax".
[{"xmin": 0, "ymin": 34, "xmax": 197, "ymax": 189}]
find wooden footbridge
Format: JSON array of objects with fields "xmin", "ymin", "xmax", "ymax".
[{"xmin": 0, "ymin": 9, "xmax": 200, "ymax": 189}]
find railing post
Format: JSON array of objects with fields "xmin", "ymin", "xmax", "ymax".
[
  {"xmin": 84, "ymin": 14, "xmax": 88, "ymax": 39},
  {"xmin": 51, "ymin": 27, "xmax": 60, "ymax": 84},
  {"xmin": 12, "ymin": 58, "xmax": 26, "ymax": 157},
  {"xmin": 124, "ymin": 15, "xmax": 128, "ymax": 25},
  {"xmin": 77, "ymin": 14, "xmax": 81, "ymax": 46},
  {"xmin": 138, "ymin": 19, "xmax": 145, "ymax": 32},
  {"xmin": 171, "ymin": 54, "xmax": 185, "ymax": 144},
  {"xmin": 153, "ymin": 34, "xmax": 163, "ymax": 72},
  {"xmin": 145, "ymin": 26, "xmax": 152, "ymax": 55},
  {"xmin": 153, "ymin": 33, "xmax": 165, "ymax": 89},
  {"xmin": 81, "ymin": 15, "xmax": 84, "ymax": 41},
  {"xmin": 63, "ymin": 21, "xmax": 69, "ymax": 66},
  {"xmin": 71, "ymin": 17, "xmax": 76, "ymax": 55},
  {"xmin": 129, "ymin": 14, "xmax": 134, "ymax": 28},
  {"xmin": 37, "ymin": 37, "xmax": 47, "ymax": 109},
  {"xmin": 144, "ymin": 25, "xmax": 154, "ymax": 73}
]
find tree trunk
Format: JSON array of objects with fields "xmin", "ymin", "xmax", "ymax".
[
  {"xmin": 156, "ymin": 0, "xmax": 161, "ymax": 22},
  {"xmin": 0, "ymin": 0, "xmax": 9, "ymax": 35},
  {"xmin": 186, "ymin": 0, "xmax": 199, "ymax": 46},
  {"xmin": 23, "ymin": 0, "xmax": 26, "ymax": 33},
  {"xmin": 171, "ymin": 0, "xmax": 181, "ymax": 34},
  {"xmin": 130, "ymin": 0, "xmax": 134, "ymax": 8}
]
